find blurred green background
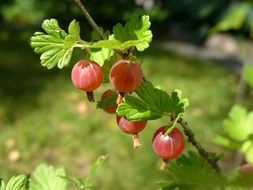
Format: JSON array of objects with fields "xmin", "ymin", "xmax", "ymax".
[{"xmin": 0, "ymin": 0, "xmax": 253, "ymax": 189}]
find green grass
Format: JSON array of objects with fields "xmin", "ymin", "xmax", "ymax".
[{"xmin": 0, "ymin": 38, "xmax": 238, "ymax": 189}]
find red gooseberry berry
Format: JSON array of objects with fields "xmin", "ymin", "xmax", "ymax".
[
  {"xmin": 152, "ymin": 126, "xmax": 185, "ymax": 169},
  {"xmin": 109, "ymin": 59, "xmax": 143, "ymax": 94},
  {"xmin": 116, "ymin": 115, "xmax": 147, "ymax": 149},
  {"xmin": 71, "ymin": 60, "xmax": 103, "ymax": 102},
  {"xmin": 101, "ymin": 89, "xmax": 118, "ymax": 114}
]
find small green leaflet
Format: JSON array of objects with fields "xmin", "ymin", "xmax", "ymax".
[
  {"xmin": 30, "ymin": 164, "xmax": 67, "ymax": 190},
  {"xmin": 85, "ymin": 155, "xmax": 107, "ymax": 183},
  {"xmin": 0, "ymin": 175, "xmax": 26, "ymax": 190},
  {"xmin": 117, "ymin": 81, "xmax": 189, "ymax": 121},
  {"xmin": 62, "ymin": 155, "xmax": 107, "ymax": 190},
  {"xmin": 91, "ymin": 15, "xmax": 152, "ymax": 52},
  {"xmin": 31, "ymin": 19, "xmax": 80, "ymax": 69}
]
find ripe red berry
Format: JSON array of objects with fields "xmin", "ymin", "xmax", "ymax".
[
  {"xmin": 71, "ymin": 60, "xmax": 103, "ymax": 102},
  {"xmin": 109, "ymin": 59, "xmax": 143, "ymax": 93},
  {"xmin": 152, "ymin": 127, "xmax": 185, "ymax": 160},
  {"xmin": 116, "ymin": 115, "xmax": 147, "ymax": 149},
  {"xmin": 101, "ymin": 89, "xmax": 118, "ymax": 114}
]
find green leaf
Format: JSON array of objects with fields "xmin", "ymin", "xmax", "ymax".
[
  {"xmin": 222, "ymin": 105, "xmax": 253, "ymax": 141},
  {"xmin": 117, "ymin": 81, "xmax": 168, "ymax": 121},
  {"xmin": 243, "ymin": 64, "xmax": 253, "ymax": 88},
  {"xmin": 5, "ymin": 175, "xmax": 26, "ymax": 190},
  {"xmin": 89, "ymin": 45, "xmax": 119, "ymax": 82},
  {"xmin": 90, "ymin": 15, "xmax": 152, "ymax": 52},
  {"xmin": 30, "ymin": 164, "xmax": 67, "ymax": 190},
  {"xmin": 113, "ymin": 14, "xmax": 152, "ymax": 51},
  {"xmin": 117, "ymin": 81, "xmax": 189, "ymax": 121},
  {"xmin": 89, "ymin": 48, "xmax": 114, "ymax": 66},
  {"xmin": 62, "ymin": 155, "xmax": 107, "ymax": 190},
  {"xmin": 169, "ymin": 89, "xmax": 189, "ymax": 117},
  {"xmin": 31, "ymin": 19, "xmax": 80, "ymax": 69},
  {"xmin": 85, "ymin": 155, "xmax": 107, "ymax": 181},
  {"xmin": 211, "ymin": 3, "xmax": 251, "ymax": 32},
  {"xmin": 159, "ymin": 151, "xmax": 226, "ymax": 190}
]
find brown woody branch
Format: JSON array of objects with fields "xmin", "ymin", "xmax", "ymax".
[{"xmin": 178, "ymin": 118, "xmax": 221, "ymax": 173}]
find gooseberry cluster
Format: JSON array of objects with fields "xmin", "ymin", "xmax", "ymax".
[{"xmin": 71, "ymin": 58, "xmax": 185, "ymax": 168}]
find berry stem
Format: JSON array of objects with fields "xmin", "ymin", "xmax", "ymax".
[
  {"xmin": 178, "ymin": 118, "xmax": 221, "ymax": 173},
  {"xmin": 116, "ymin": 92, "xmax": 125, "ymax": 104},
  {"xmin": 72, "ymin": 0, "xmax": 107, "ymax": 40},
  {"xmin": 132, "ymin": 133, "xmax": 141, "ymax": 149},
  {"xmin": 160, "ymin": 159, "xmax": 168, "ymax": 170},
  {"xmin": 86, "ymin": 91, "xmax": 95, "ymax": 102},
  {"xmin": 164, "ymin": 116, "xmax": 179, "ymax": 136}
]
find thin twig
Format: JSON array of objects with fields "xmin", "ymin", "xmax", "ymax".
[
  {"xmin": 178, "ymin": 118, "xmax": 221, "ymax": 173},
  {"xmin": 72, "ymin": 0, "xmax": 107, "ymax": 40},
  {"xmin": 72, "ymin": 0, "xmax": 132, "ymax": 59}
]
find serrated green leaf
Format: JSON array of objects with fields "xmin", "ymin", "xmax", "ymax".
[
  {"xmin": 97, "ymin": 90, "xmax": 118, "ymax": 109},
  {"xmin": 31, "ymin": 19, "xmax": 80, "ymax": 69},
  {"xmin": 243, "ymin": 64, "xmax": 253, "ymax": 88},
  {"xmin": 64, "ymin": 20, "xmax": 80, "ymax": 49},
  {"xmin": 5, "ymin": 175, "xmax": 26, "ymax": 190},
  {"xmin": 30, "ymin": 164, "xmax": 66, "ymax": 190},
  {"xmin": 223, "ymin": 105, "xmax": 253, "ymax": 141},
  {"xmin": 91, "ymin": 14, "xmax": 152, "ymax": 52},
  {"xmin": 113, "ymin": 14, "xmax": 152, "ymax": 51},
  {"xmin": 117, "ymin": 81, "xmax": 168, "ymax": 121},
  {"xmin": 160, "ymin": 151, "xmax": 226, "ymax": 190},
  {"xmin": 117, "ymin": 81, "xmax": 189, "ymax": 121},
  {"xmin": 89, "ymin": 48, "xmax": 114, "ymax": 66},
  {"xmin": 169, "ymin": 89, "xmax": 189, "ymax": 117},
  {"xmin": 89, "ymin": 42, "xmax": 119, "ymax": 82}
]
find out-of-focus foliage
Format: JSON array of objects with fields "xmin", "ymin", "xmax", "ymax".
[
  {"xmin": 243, "ymin": 64, "xmax": 253, "ymax": 88},
  {"xmin": 159, "ymin": 151, "xmax": 225, "ymax": 190},
  {"xmin": 214, "ymin": 105, "xmax": 253, "ymax": 164},
  {"xmin": 211, "ymin": 2, "xmax": 253, "ymax": 33},
  {"xmin": 1, "ymin": 0, "xmax": 45, "ymax": 25},
  {"xmin": 159, "ymin": 151, "xmax": 253, "ymax": 190},
  {"xmin": 1, "ymin": 0, "xmax": 253, "ymax": 42}
]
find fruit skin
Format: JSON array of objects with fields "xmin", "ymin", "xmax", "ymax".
[
  {"xmin": 109, "ymin": 59, "xmax": 143, "ymax": 93},
  {"xmin": 152, "ymin": 127, "xmax": 185, "ymax": 160},
  {"xmin": 71, "ymin": 60, "xmax": 103, "ymax": 92},
  {"xmin": 101, "ymin": 89, "xmax": 118, "ymax": 114},
  {"xmin": 116, "ymin": 115, "xmax": 147, "ymax": 134}
]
